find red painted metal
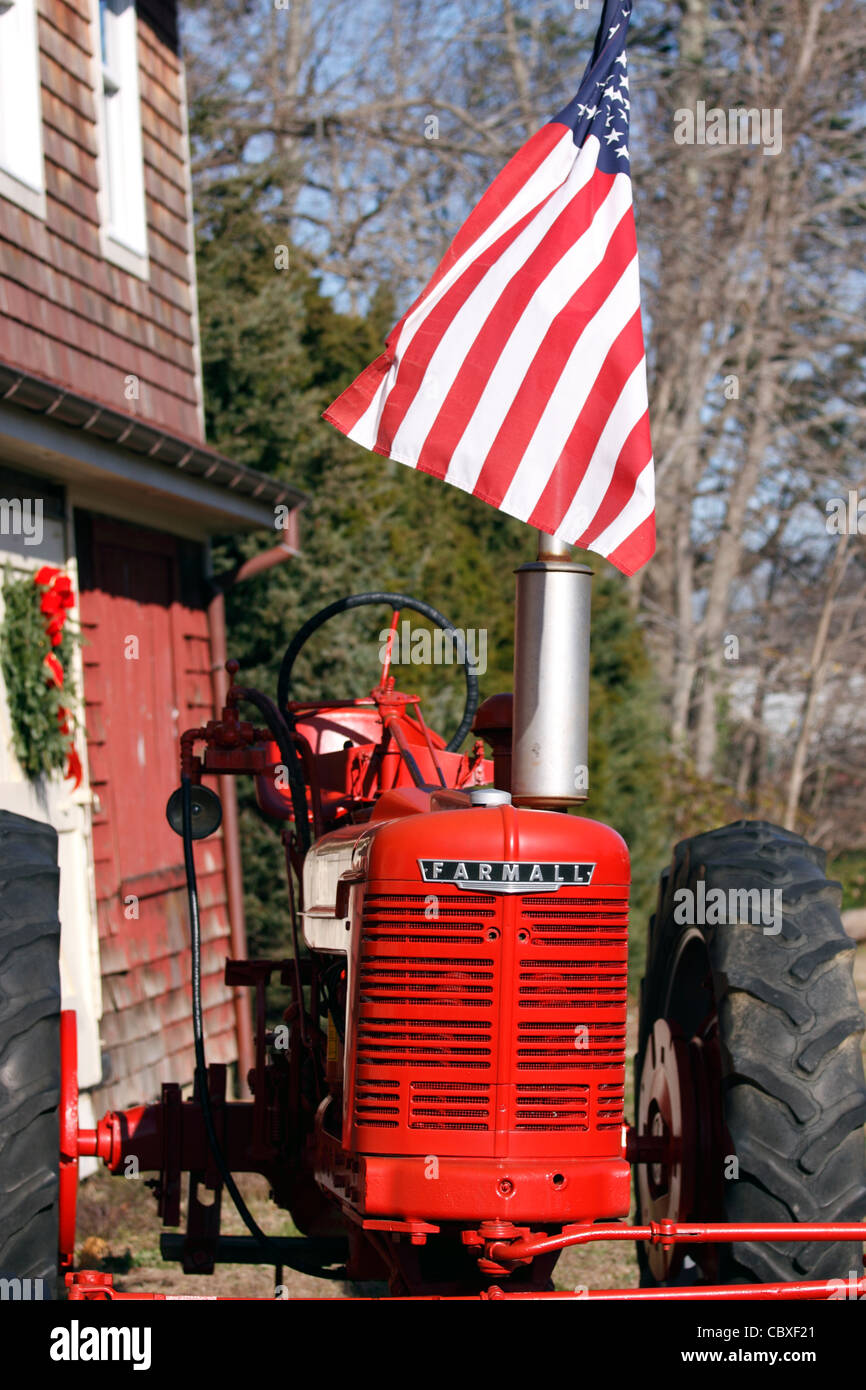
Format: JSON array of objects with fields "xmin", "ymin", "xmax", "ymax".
[
  {"xmin": 339, "ymin": 808, "xmax": 630, "ymax": 1180},
  {"xmin": 379, "ymin": 610, "xmax": 400, "ymax": 686},
  {"xmin": 65, "ymin": 1270, "xmax": 866, "ymax": 1301},
  {"xmin": 58, "ymin": 1010, "xmax": 79, "ymax": 1273},
  {"xmin": 320, "ymin": 1152, "xmax": 631, "ymax": 1225},
  {"xmin": 485, "ymin": 1220, "xmax": 866, "ymax": 1262}
]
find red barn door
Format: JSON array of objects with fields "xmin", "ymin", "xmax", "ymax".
[{"xmin": 76, "ymin": 513, "xmax": 237, "ymax": 1110}]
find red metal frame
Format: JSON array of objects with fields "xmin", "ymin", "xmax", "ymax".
[{"xmin": 65, "ymin": 1268, "xmax": 866, "ymax": 1301}]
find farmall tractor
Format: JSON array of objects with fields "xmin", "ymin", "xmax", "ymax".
[{"xmin": 3, "ymin": 536, "xmax": 866, "ymax": 1300}]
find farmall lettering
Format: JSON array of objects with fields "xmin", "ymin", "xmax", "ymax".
[{"xmin": 417, "ymin": 859, "xmax": 596, "ymax": 892}]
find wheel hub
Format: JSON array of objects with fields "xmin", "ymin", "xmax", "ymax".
[{"xmin": 636, "ymin": 1018, "xmax": 696, "ymax": 1282}]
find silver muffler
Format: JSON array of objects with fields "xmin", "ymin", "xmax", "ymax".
[{"xmin": 511, "ymin": 533, "xmax": 592, "ymax": 808}]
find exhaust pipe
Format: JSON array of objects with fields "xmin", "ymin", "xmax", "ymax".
[{"xmin": 511, "ymin": 533, "xmax": 592, "ymax": 809}]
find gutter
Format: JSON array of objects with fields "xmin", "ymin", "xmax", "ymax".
[{"xmin": 0, "ymin": 361, "xmax": 305, "ymax": 512}]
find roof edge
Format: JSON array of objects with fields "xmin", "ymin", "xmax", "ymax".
[{"xmin": 0, "ymin": 361, "xmax": 306, "ymax": 512}]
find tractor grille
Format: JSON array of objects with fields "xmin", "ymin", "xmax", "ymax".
[
  {"xmin": 408, "ymin": 1081, "xmax": 492, "ymax": 1131},
  {"xmin": 359, "ymin": 956, "xmax": 495, "ymax": 1009},
  {"xmin": 515, "ymin": 1083, "xmax": 590, "ymax": 1130},
  {"xmin": 361, "ymin": 892, "xmax": 494, "ymax": 944},
  {"xmin": 517, "ymin": 959, "xmax": 627, "ymax": 1009},
  {"xmin": 354, "ymin": 894, "xmax": 496, "ymax": 1135},
  {"xmin": 353, "ymin": 1081, "xmax": 400, "ymax": 1128},
  {"xmin": 352, "ymin": 888, "xmax": 627, "ymax": 1146},
  {"xmin": 522, "ymin": 897, "xmax": 628, "ymax": 947},
  {"xmin": 356, "ymin": 1015, "xmax": 493, "ymax": 1069},
  {"xmin": 515, "ymin": 897, "xmax": 628, "ymax": 1132},
  {"xmin": 516, "ymin": 1020, "xmax": 628, "ymax": 1065}
]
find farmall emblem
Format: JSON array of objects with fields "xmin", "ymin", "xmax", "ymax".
[{"xmin": 417, "ymin": 860, "xmax": 595, "ymax": 893}]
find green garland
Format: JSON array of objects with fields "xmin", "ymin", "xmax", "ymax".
[{"xmin": 1, "ymin": 567, "xmax": 77, "ymax": 779}]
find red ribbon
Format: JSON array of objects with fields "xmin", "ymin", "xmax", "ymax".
[{"xmin": 33, "ymin": 569, "xmax": 82, "ymax": 789}]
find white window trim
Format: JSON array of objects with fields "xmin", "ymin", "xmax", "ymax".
[
  {"xmin": 89, "ymin": 0, "xmax": 149, "ymax": 280},
  {"xmin": 0, "ymin": 166, "xmax": 46, "ymax": 221},
  {"xmin": 0, "ymin": 0, "xmax": 47, "ymax": 218}
]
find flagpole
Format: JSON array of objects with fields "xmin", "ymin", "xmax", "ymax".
[
  {"xmin": 536, "ymin": 530, "xmax": 572, "ymax": 562},
  {"xmin": 511, "ymin": 531, "xmax": 593, "ymax": 809}
]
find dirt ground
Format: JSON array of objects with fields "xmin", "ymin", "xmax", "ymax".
[{"xmin": 74, "ymin": 942, "xmax": 866, "ymax": 1301}]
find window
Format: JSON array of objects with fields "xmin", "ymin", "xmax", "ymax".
[
  {"xmin": 96, "ymin": 0, "xmax": 148, "ymax": 273},
  {"xmin": 0, "ymin": 0, "xmax": 46, "ymax": 217}
]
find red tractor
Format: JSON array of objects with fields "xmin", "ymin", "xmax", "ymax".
[{"xmin": 3, "ymin": 538, "xmax": 865, "ymax": 1299}]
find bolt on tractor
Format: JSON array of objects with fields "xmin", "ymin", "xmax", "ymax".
[{"xmin": 3, "ymin": 535, "xmax": 866, "ymax": 1301}]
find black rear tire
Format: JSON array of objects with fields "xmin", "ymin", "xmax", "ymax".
[
  {"xmin": 637, "ymin": 820, "xmax": 866, "ymax": 1284},
  {"xmin": 0, "ymin": 811, "xmax": 61, "ymax": 1296}
]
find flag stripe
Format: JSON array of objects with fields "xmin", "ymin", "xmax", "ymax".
[
  {"xmin": 408, "ymin": 123, "xmax": 577, "ymax": 306},
  {"xmin": 383, "ymin": 140, "xmax": 601, "ymax": 461},
  {"xmin": 412, "ymin": 165, "xmax": 623, "ymax": 485},
  {"xmin": 372, "ymin": 200, "xmax": 548, "ymax": 456},
  {"xmin": 525, "ymin": 303, "xmax": 647, "ymax": 531},
  {"xmin": 433, "ymin": 162, "xmax": 628, "ymax": 490},
  {"xmin": 324, "ymin": 352, "xmax": 392, "ymax": 438},
  {"xmin": 571, "ymin": 411, "xmax": 652, "ymax": 547},
  {"xmin": 388, "ymin": 127, "xmax": 579, "ymax": 370},
  {"xmin": 466, "ymin": 184, "xmax": 638, "ymax": 507},
  {"xmin": 605, "ymin": 503, "xmax": 656, "ymax": 578},
  {"xmin": 550, "ymin": 354, "xmax": 651, "ymax": 539},
  {"xmin": 497, "ymin": 249, "xmax": 641, "ymax": 520}
]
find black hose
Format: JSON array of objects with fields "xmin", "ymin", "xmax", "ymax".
[
  {"xmin": 182, "ymin": 777, "xmax": 276, "ymax": 1248},
  {"xmin": 276, "ymin": 591, "xmax": 480, "ymax": 753},
  {"xmin": 231, "ymin": 685, "xmax": 311, "ymax": 853},
  {"xmin": 181, "ymin": 776, "xmax": 337, "ymax": 1276}
]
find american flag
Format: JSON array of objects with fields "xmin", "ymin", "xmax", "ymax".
[{"xmin": 324, "ymin": 0, "xmax": 654, "ymax": 576}]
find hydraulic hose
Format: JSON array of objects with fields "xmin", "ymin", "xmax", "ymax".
[
  {"xmin": 181, "ymin": 776, "xmax": 339, "ymax": 1277},
  {"xmin": 231, "ymin": 685, "xmax": 311, "ymax": 853},
  {"xmin": 182, "ymin": 776, "xmax": 275, "ymax": 1248}
]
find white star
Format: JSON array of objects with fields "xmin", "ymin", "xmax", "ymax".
[
  {"xmin": 620, "ymin": 75, "xmax": 630, "ymax": 90},
  {"xmin": 615, "ymin": 146, "xmax": 630, "ymax": 159},
  {"xmin": 584, "ymin": 104, "xmax": 598, "ymax": 118},
  {"xmin": 575, "ymin": 103, "xmax": 587, "ymax": 116},
  {"xmin": 608, "ymin": 23, "xmax": 620, "ymax": 37},
  {"xmin": 622, "ymin": 98, "xmax": 631, "ymax": 111},
  {"xmin": 603, "ymin": 85, "xmax": 617, "ymax": 101},
  {"xmin": 610, "ymin": 89, "xmax": 625, "ymax": 104},
  {"xmin": 615, "ymin": 53, "xmax": 628, "ymax": 68},
  {"xmin": 604, "ymin": 128, "xmax": 620, "ymax": 145}
]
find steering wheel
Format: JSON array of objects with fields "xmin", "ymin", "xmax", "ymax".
[{"xmin": 276, "ymin": 591, "xmax": 480, "ymax": 753}]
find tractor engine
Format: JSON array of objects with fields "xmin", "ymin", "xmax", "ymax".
[{"xmin": 303, "ymin": 791, "xmax": 631, "ymax": 1227}]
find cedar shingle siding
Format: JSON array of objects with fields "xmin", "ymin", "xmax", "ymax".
[{"xmin": 0, "ymin": 0, "xmax": 202, "ymax": 442}]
